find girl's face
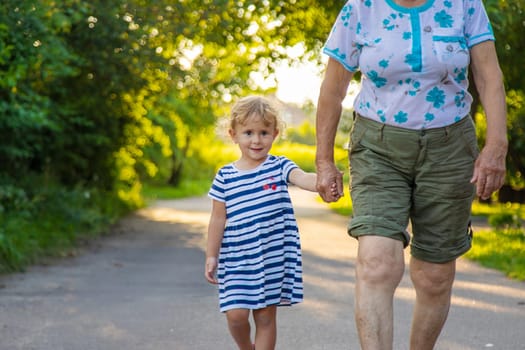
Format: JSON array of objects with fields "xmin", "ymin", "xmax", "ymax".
[{"xmin": 229, "ymin": 113, "xmax": 279, "ymax": 168}]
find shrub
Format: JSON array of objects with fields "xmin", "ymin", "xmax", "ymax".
[
  {"xmin": 488, "ymin": 212, "xmax": 522, "ymax": 230},
  {"xmin": 0, "ymin": 178, "xmax": 129, "ymax": 273}
]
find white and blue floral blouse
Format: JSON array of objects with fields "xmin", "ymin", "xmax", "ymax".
[{"xmin": 323, "ymin": 0, "xmax": 494, "ymax": 129}]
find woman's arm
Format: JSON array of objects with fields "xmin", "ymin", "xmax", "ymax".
[
  {"xmin": 469, "ymin": 40, "xmax": 508, "ymax": 200},
  {"xmin": 316, "ymin": 58, "xmax": 354, "ymax": 201}
]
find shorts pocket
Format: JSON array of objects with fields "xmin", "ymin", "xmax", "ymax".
[
  {"xmin": 348, "ymin": 118, "xmax": 368, "ymax": 155},
  {"xmin": 460, "ymin": 118, "xmax": 479, "ymax": 159}
]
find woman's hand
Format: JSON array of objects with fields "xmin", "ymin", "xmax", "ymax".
[
  {"xmin": 316, "ymin": 160, "xmax": 344, "ymax": 203},
  {"xmin": 471, "ymin": 143, "xmax": 507, "ymax": 200}
]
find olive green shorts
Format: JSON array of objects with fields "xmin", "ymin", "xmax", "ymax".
[{"xmin": 348, "ymin": 115, "xmax": 479, "ymax": 263}]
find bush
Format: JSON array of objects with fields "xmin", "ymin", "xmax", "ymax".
[
  {"xmin": 488, "ymin": 212, "xmax": 522, "ymax": 229},
  {"xmin": 0, "ymin": 179, "xmax": 130, "ymax": 273}
]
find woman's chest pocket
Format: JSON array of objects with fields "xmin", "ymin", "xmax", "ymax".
[{"xmin": 432, "ymin": 28, "xmax": 469, "ymax": 68}]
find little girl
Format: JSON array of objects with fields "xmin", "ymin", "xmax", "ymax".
[{"xmin": 205, "ymin": 95, "xmax": 339, "ymax": 350}]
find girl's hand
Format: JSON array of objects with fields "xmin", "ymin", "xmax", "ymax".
[
  {"xmin": 205, "ymin": 257, "xmax": 218, "ymax": 284},
  {"xmin": 330, "ymin": 181, "xmax": 343, "ymax": 200}
]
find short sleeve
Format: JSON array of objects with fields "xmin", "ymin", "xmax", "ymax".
[
  {"xmin": 279, "ymin": 156, "xmax": 299, "ymax": 183},
  {"xmin": 322, "ymin": 0, "xmax": 360, "ymax": 72},
  {"xmin": 464, "ymin": 0, "xmax": 495, "ymax": 47},
  {"xmin": 208, "ymin": 169, "xmax": 226, "ymax": 202}
]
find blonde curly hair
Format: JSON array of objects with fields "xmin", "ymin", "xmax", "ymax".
[{"xmin": 229, "ymin": 96, "xmax": 283, "ymax": 131}]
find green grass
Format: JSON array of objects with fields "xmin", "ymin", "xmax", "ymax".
[
  {"xmin": 467, "ymin": 200, "xmax": 525, "ymax": 281},
  {"xmin": 141, "ymin": 179, "xmax": 211, "ymax": 201},
  {"xmin": 471, "ymin": 199, "xmax": 525, "ymax": 218},
  {"xmin": 0, "ymin": 185, "xmax": 129, "ymax": 273},
  {"xmin": 466, "ymin": 227, "xmax": 525, "ymax": 280}
]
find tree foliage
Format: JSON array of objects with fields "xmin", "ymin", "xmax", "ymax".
[
  {"xmin": 0, "ymin": 0, "xmax": 340, "ymax": 203},
  {"xmin": 0, "ymin": 0, "xmax": 524, "ymax": 207}
]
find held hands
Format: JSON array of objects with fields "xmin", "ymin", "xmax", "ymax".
[
  {"xmin": 316, "ymin": 160, "xmax": 344, "ymax": 203},
  {"xmin": 330, "ymin": 182, "xmax": 342, "ymax": 199},
  {"xmin": 471, "ymin": 143, "xmax": 507, "ymax": 200},
  {"xmin": 205, "ymin": 256, "xmax": 218, "ymax": 284}
]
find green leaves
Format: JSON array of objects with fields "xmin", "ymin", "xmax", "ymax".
[{"xmin": 1, "ymin": 0, "xmax": 523, "ymax": 200}]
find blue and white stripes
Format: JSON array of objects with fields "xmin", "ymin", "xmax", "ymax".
[{"xmin": 209, "ymin": 155, "xmax": 303, "ymax": 312}]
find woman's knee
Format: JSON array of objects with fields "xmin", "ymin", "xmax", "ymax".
[
  {"xmin": 357, "ymin": 257, "xmax": 404, "ymax": 288},
  {"xmin": 357, "ymin": 236, "xmax": 405, "ymax": 286},
  {"xmin": 410, "ymin": 258, "xmax": 456, "ymax": 297}
]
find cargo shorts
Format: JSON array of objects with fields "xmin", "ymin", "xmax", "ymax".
[{"xmin": 347, "ymin": 115, "xmax": 478, "ymax": 263}]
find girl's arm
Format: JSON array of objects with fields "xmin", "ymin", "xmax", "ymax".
[
  {"xmin": 288, "ymin": 168, "xmax": 318, "ymax": 192},
  {"xmin": 205, "ymin": 199, "xmax": 226, "ymax": 284},
  {"xmin": 289, "ymin": 168, "xmax": 342, "ymax": 197}
]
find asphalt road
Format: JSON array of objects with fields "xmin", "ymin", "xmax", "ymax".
[{"xmin": 0, "ymin": 188, "xmax": 524, "ymax": 350}]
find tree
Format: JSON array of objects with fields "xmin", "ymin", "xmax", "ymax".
[
  {"xmin": 0, "ymin": 1, "xmax": 78, "ymax": 180},
  {"xmin": 0, "ymin": 0, "xmax": 344, "ymax": 206},
  {"xmin": 6, "ymin": 0, "xmax": 522, "ymax": 203}
]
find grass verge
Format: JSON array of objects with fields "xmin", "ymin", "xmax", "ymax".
[
  {"xmin": 0, "ymin": 185, "xmax": 131, "ymax": 274},
  {"xmin": 466, "ymin": 227, "xmax": 525, "ymax": 281},
  {"xmin": 141, "ymin": 179, "xmax": 211, "ymax": 201}
]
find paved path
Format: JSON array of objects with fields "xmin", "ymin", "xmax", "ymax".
[{"xmin": 0, "ymin": 188, "xmax": 524, "ymax": 350}]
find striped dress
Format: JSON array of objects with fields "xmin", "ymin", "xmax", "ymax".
[{"xmin": 208, "ymin": 155, "xmax": 304, "ymax": 312}]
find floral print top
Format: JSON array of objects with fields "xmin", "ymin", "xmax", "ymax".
[{"xmin": 323, "ymin": 0, "xmax": 494, "ymax": 129}]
